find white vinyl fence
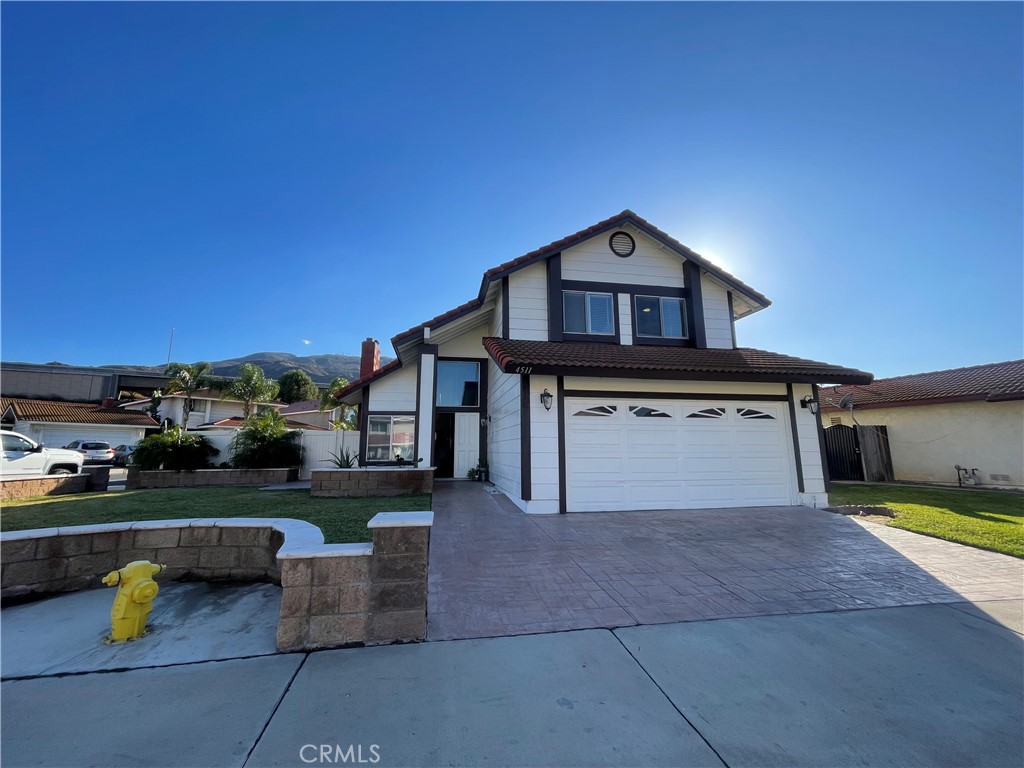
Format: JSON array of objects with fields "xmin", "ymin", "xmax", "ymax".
[{"xmin": 199, "ymin": 429, "xmax": 360, "ymax": 480}]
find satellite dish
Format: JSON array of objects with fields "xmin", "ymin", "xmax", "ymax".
[{"xmin": 838, "ymin": 394, "xmax": 854, "ymax": 410}]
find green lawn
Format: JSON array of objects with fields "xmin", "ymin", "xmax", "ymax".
[
  {"xmin": 829, "ymin": 483, "xmax": 1024, "ymax": 558},
  {"xmin": 0, "ymin": 488, "xmax": 432, "ymax": 544}
]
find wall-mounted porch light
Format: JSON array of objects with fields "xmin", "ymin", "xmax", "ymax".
[
  {"xmin": 540, "ymin": 389, "xmax": 553, "ymax": 411},
  {"xmin": 800, "ymin": 395, "xmax": 819, "ymax": 415},
  {"xmin": 480, "ymin": 413, "xmax": 491, "ymax": 427}
]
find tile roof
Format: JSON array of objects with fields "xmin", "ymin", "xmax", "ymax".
[
  {"xmin": 819, "ymin": 359, "xmax": 1024, "ymax": 411},
  {"xmin": 390, "ymin": 210, "xmax": 771, "ymax": 347},
  {"xmin": 279, "ymin": 399, "xmax": 322, "ymax": 414},
  {"xmin": 199, "ymin": 417, "xmax": 327, "ymax": 431},
  {"xmin": 482, "ymin": 338, "xmax": 873, "ymax": 385},
  {"xmin": 1, "ymin": 398, "xmax": 160, "ymax": 427}
]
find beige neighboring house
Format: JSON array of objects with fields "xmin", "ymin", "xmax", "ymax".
[
  {"xmin": 820, "ymin": 360, "xmax": 1024, "ymax": 488},
  {"xmin": 278, "ymin": 400, "xmax": 338, "ymax": 430},
  {"xmin": 120, "ymin": 389, "xmax": 284, "ymax": 430}
]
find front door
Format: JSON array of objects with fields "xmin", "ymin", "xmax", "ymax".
[{"xmin": 434, "ymin": 413, "xmax": 455, "ymax": 478}]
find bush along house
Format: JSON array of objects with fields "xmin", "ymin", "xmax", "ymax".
[{"xmin": 336, "ymin": 210, "xmax": 873, "ymax": 514}]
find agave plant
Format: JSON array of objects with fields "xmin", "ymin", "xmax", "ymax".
[{"xmin": 326, "ymin": 449, "xmax": 359, "ymax": 468}]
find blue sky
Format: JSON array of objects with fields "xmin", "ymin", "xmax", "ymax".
[{"xmin": 2, "ymin": 2, "xmax": 1021, "ymax": 379}]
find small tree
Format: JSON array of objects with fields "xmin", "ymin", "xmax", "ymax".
[
  {"xmin": 131, "ymin": 426, "xmax": 219, "ymax": 471},
  {"xmin": 222, "ymin": 363, "xmax": 280, "ymax": 420},
  {"xmin": 320, "ymin": 375, "xmax": 356, "ymax": 430},
  {"xmin": 277, "ymin": 370, "xmax": 318, "ymax": 404},
  {"xmin": 230, "ymin": 410, "xmax": 301, "ymax": 469},
  {"xmin": 165, "ymin": 362, "xmax": 213, "ymax": 434}
]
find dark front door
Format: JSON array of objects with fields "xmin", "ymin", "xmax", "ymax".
[{"xmin": 434, "ymin": 412, "xmax": 455, "ymax": 478}]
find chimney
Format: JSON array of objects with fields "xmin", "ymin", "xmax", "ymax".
[{"xmin": 360, "ymin": 338, "xmax": 380, "ymax": 380}]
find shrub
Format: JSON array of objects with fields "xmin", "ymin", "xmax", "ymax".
[
  {"xmin": 326, "ymin": 449, "xmax": 358, "ymax": 468},
  {"xmin": 230, "ymin": 410, "xmax": 302, "ymax": 469},
  {"xmin": 130, "ymin": 427, "xmax": 220, "ymax": 471}
]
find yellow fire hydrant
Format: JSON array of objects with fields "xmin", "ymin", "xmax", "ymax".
[{"xmin": 101, "ymin": 560, "xmax": 164, "ymax": 642}]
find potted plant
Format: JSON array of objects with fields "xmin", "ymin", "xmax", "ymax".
[
  {"xmin": 476, "ymin": 460, "xmax": 488, "ymax": 483},
  {"xmin": 467, "ymin": 467, "xmax": 478, "ymax": 481}
]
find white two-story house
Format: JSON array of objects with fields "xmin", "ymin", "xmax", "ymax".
[{"xmin": 336, "ymin": 210, "xmax": 872, "ymax": 514}]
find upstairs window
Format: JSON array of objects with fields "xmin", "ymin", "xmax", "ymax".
[
  {"xmin": 635, "ymin": 296, "xmax": 687, "ymax": 339},
  {"xmin": 436, "ymin": 361, "xmax": 479, "ymax": 407},
  {"xmin": 564, "ymin": 291, "xmax": 614, "ymax": 335}
]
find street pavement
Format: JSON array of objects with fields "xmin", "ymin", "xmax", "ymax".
[{"xmin": 3, "ymin": 599, "xmax": 1021, "ymax": 768}]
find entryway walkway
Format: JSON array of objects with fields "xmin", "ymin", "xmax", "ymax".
[{"xmin": 427, "ymin": 482, "xmax": 1023, "ymax": 640}]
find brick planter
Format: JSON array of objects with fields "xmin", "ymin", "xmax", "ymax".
[
  {"xmin": 1, "ymin": 474, "xmax": 88, "ymax": 502},
  {"xmin": 310, "ymin": 468, "xmax": 434, "ymax": 497},
  {"xmin": 126, "ymin": 467, "xmax": 298, "ymax": 489},
  {"xmin": 0, "ymin": 511, "xmax": 433, "ymax": 651}
]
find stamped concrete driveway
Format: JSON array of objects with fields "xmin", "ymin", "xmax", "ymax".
[{"xmin": 427, "ymin": 482, "xmax": 1023, "ymax": 640}]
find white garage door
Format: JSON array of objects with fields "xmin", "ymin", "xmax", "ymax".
[
  {"xmin": 36, "ymin": 427, "xmax": 143, "ymax": 450},
  {"xmin": 565, "ymin": 398, "xmax": 796, "ymax": 512}
]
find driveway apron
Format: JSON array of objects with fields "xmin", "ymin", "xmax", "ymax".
[{"xmin": 427, "ymin": 482, "xmax": 1023, "ymax": 641}]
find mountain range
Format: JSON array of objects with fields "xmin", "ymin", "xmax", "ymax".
[{"xmin": 100, "ymin": 352, "xmax": 392, "ymax": 385}]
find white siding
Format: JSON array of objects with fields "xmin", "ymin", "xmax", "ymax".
[
  {"xmin": 492, "ymin": 286, "xmax": 504, "ymax": 337},
  {"xmin": 367, "ymin": 365, "xmax": 418, "ymax": 412},
  {"xmin": 524, "ymin": 374, "xmax": 560, "ymax": 513},
  {"xmin": 700, "ymin": 274, "xmax": 734, "ymax": 349},
  {"xmin": 208, "ymin": 401, "xmax": 242, "ymax": 423},
  {"xmin": 437, "ymin": 327, "xmax": 488, "ymax": 358},
  {"xmin": 487, "ymin": 360, "xmax": 521, "ymax": 500},
  {"xmin": 508, "ymin": 262, "xmax": 548, "ymax": 341},
  {"xmin": 618, "ymin": 293, "xmax": 633, "ymax": 345},
  {"xmin": 417, "ymin": 356, "xmax": 435, "ymax": 466},
  {"xmin": 561, "ymin": 229, "xmax": 684, "ymax": 287},
  {"xmin": 791, "ymin": 383, "xmax": 828, "ymax": 506}
]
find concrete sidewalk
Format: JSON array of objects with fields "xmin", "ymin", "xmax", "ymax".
[{"xmin": 3, "ymin": 599, "xmax": 1021, "ymax": 768}]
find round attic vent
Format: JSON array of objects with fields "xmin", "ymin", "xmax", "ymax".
[{"xmin": 609, "ymin": 231, "xmax": 635, "ymax": 257}]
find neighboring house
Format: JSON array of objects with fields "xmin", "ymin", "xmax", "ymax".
[
  {"xmin": 121, "ymin": 389, "xmax": 284, "ymax": 430},
  {"xmin": 279, "ymin": 400, "xmax": 338, "ymax": 429},
  {"xmin": 193, "ymin": 417, "xmax": 327, "ymax": 432},
  {"xmin": 820, "ymin": 360, "xmax": 1024, "ymax": 488},
  {"xmin": 0, "ymin": 397, "xmax": 159, "ymax": 447},
  {"xmin": 335, "ymin": 210, "xmax": 872, "ymax": 514}
]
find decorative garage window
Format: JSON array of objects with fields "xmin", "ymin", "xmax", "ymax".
[
  {"xmin": 572, "ymin": 405, "xmax": 617, "ymax": 417},
  {"xmin": 366, "ymin": 415, "xmax": 416, "ymax": 462},
  {"xmin": 685, "ymin": 407, "xmax": 726, "ymax": 419},
  {"xmin": 737, "ymin": 408, "xmax": 775, "ymax": 420},
  {"xmin": 629, "ymin": 406, "xmax": 672, "ymax": 418}
]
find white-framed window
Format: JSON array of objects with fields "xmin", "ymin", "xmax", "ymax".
[
  {"xmin": 366, "ymin": 415, "xmax": 416, "ymax": 462},
  {"xmin": 635, "ymin": 296, "xmax": 687, "ymax": 339},
  {"xmin": 563, "ymin": 291, "xmax": 615, "ymax": 335}
]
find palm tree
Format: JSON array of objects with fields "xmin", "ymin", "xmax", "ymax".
[
  {"xmin": 164, "ymin": 361, "xmax": 213, "ymax": 432},
  {"xmin": 222, "ymin": 363, "xmax": 280, "ymax": 421},
  {"xmin": 320, "ymin": 376, "xmax": 357, "ymax": 430}
]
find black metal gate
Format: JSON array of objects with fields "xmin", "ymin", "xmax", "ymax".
[{"xmin": 824, "ymin": 424, "xmax": 864, "ymax": 481}]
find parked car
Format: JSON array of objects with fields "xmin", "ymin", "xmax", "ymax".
[
  {"xmin": 63, "ymin": 440, "xmax": 116, "ymax": 465},
  {"xmin": 1, "ymin": 430, "xmax": 84, "ymax": 476},
  {"xmin": 112, "ymin": 444, "xmax": 137, "ymax": 466}
]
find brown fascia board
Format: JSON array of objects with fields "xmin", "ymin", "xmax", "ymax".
[
  {"xmin": 389, "ymin": 210, "xmax": 771, "ymax": 350},
  {"xmin": 818, "ymin": 393, "xmax": 1010, "ymax": 412}
]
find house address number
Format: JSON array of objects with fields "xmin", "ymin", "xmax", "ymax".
[{"xmin": 513, "ymin": 366, "xmax": 533, "ymax": 374}]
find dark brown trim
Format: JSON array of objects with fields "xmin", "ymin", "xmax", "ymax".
[
  {"xmin": 813, "ymin": 384, "xmax": 831, "ymax": 493},
  {"xmin": 519, "ymin": 374, "xmax": 532, "ymax": 501},
  {"xmin": 562, "ymin": 280, "xmax": 686, "ymax": 298},
  {"xmin": 430, "ymin": 353, "xmax": 438, "ymax": 468},
  {"xmin": 562, "ymin": 390, "xmax": 788, "ymax": 401},
  {"xmin": 561, "ymin": 332, "xmax": 620, "ymax": 345},
  {"xmin": 609, "ymin": 230, "xmax": 635, "ymax": 257},
  {"xmin": 683, "ymin": 261, "xmax": 707, "ymax": 349},
  {"xmin": 478, "ymin": 364, "xmax": 489, "ymax": 467},
  {"xmin": 556, "ymin": 376, "xmax": 566, "ymax": 514},
  {"xmin": 420, "ymin": 343, "xmax": 439, "ymax": 355},
  {"xmin": 504, "ymin": 363, "xmax": 867, "ymax": 385},
  {"xmin": 358, "ymin": 387, "xmax": 369, "ymax": 464},
  {"xmin": 501, "ymin": 276, "xmax": 510, "ymax": 340},
  {"xmin": 547, "ymin": 254, "xmax": 563, "ymax": 342},
  {"xmin": 786, "ymin": 384, "xmax": 805, "ymax": 494},
  {"xmin": 727, "ymin": 292, "xmax": 737, "ymax": 349},
  {"xmin": 436, "ymin": 406, "xmax": 481, "ymax": 413}
]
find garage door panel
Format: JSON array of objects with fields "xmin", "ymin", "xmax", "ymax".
[{"xmin": 567, "ymin": 397, "xmax": 795, "ymax": 512}]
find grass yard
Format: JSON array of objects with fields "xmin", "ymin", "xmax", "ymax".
[
  {"xmin": 0, "ymin": 488, "xmax": 432, "ymax": 544},
  {"xmin": 829, "ymin": 483, "xmax": 1024, "ymax": 558}
]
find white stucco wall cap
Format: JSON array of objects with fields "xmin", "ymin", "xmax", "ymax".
[
  {"xmin": 367, "ymin": 511, "xmax": 434, "ymax": 529},
  {"xmin": 277, "ymin": 543, "xmax": 374, "ymax": 559}
]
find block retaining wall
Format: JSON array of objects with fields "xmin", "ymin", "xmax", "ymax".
[
  {"xmin": 310, "ymin": 468, "xmax": 434, "ymax": 497},
  {"xmin": 126, "ymin": 467, "xmax": 298, "ymax": 489},
  {"xmin": 1, "ymin": 474, "xmax": 89, "ymax": 501},
  {"xmin": 0, "ymin": 512, "xmax": 432, "ymax": 651}
]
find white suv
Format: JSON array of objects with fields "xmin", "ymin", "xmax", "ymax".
[{"xmin": 1, "ymin": 430, "xmax": 85, "ymax": 477}]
